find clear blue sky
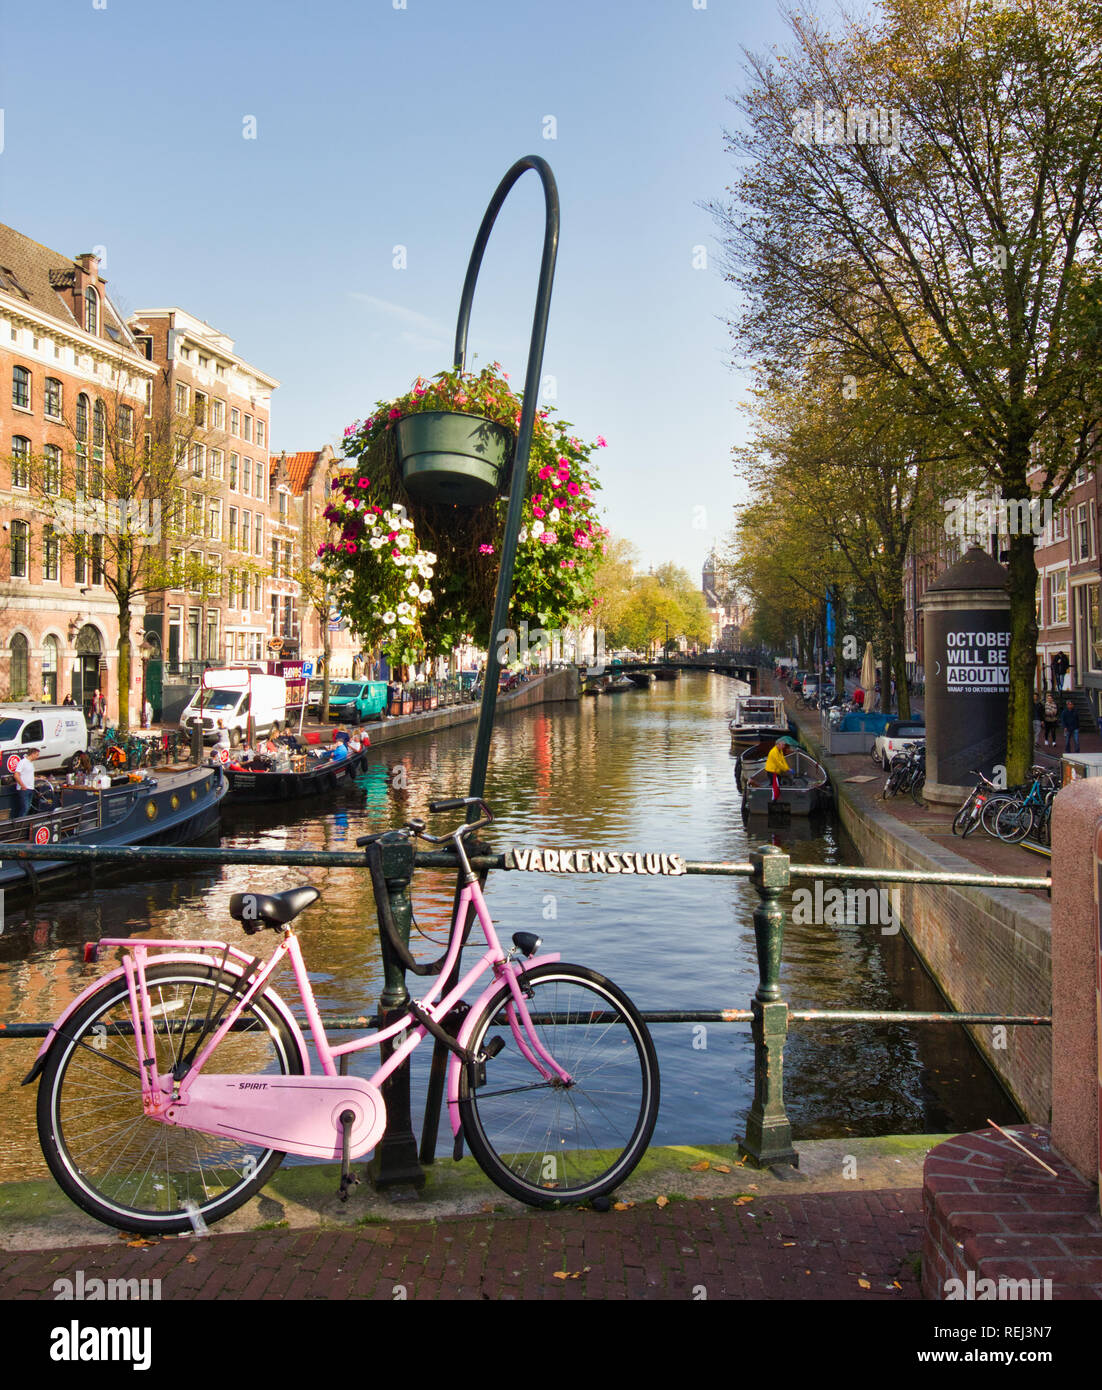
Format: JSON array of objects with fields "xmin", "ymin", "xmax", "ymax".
[{"xmin": 0, "ymin": 0, "xmax": 794, "ymax": 583}]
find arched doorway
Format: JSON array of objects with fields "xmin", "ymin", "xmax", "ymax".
[{"xmin": 73, "ymin": 625, "xmax": 103, "ymax": 720}]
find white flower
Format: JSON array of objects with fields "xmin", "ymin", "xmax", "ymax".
[
  {"xmin": 549, "ymin": 508, "xmax": 560, "ymax": 523},
  {"xmin": 370, "ymin": 536, "xmax": 384, "ymax": 549},
  {"xmin": 424, "ymin": 552, "xmax": 437, "ymax": 565},
  {"xmin": 397, "ymin": 535, "xmax": 411, "ymax": 550},
  {"xmin": 418, "ymin": 589, "xmax": 433, "ymax": 604},
  {"xmin": 397, "ymin": 602, "xmax": 412, "ymax": 616},
  {"xmin": 408, "ymin": 582, "xmax": 420, "ymax": 597},
  {"xmin": 519, "ymin": 527, "xmax": 528, "ymax": 543},
  {"xmin": 399, "ymin": 613, "xmax": 414, "ymax": 626},
  {"xmin": 382, "ymin": 610, "xmax": 396, "ymax": 624},
  {"xmin": 531, "ymin": 520, "xmax": 544, "ymax": 539}
]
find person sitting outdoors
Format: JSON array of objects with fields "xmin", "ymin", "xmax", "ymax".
[
  {"xmin": 329, "ymin": 737, "xmax": 350, "ymax": 765},
  {"xmin": 13, "ymin": 747, "xmax": 41, "ymax": 819},
  {"xmin": 853, "ymin": 687, "xmax": 865, "ymax": 709},
  {"xmin": 348, "ymin": 730, "xmax": 363, "ymax": 754},
  {"xmin": 332, "ymin": 725, "xmax": 351, "ymax": 747},
  {"xmin": 763, "ymin": 739, "xmax": 791, "ymax": 802}
]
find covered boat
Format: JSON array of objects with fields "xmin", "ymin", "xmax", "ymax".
[
  {"xmin": 223, "ymin": 743, "xmax": 370, "ymax": 801},
  {"xmin": 729, "ymin": 695, "xmax": 790, "ymax": 753},
  {"xmin": 0, "ymin": 765, "xmax": 227, "ymax": 893},
  {"xmin": 742, "ymin": 747, "xmax": 832, "ymax": 816}
]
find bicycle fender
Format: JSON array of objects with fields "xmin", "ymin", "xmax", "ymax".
[
  {"xmin": 444, "ymin": 952, "xmax": 561, "ymax": 1136},
  {"xmin": 21, "ymin": 953, "xmax": 312, "ymax": 1085}
]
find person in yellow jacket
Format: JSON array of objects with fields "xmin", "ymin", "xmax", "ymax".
[{"xmin": 764, "ymin": 740, "xmax": 790, "ymax": 801}]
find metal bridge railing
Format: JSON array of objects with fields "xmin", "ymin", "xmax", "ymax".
[{"xmin": 0, "ymin": 839, "xmax": 1051, "ymax": 1177}]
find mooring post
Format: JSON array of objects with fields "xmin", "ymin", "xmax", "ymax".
[
  {"xmin": 739, "ymin": 843, "xmax": 799, "ymax": 1169},
  {"xmin": 367, "ymin": 831, "xmax": 425, "ymax": 1192}
]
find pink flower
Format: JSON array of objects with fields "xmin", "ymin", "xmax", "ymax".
[
  {"xmin": 533, "ymin": 506, "xmax": 546, "ymax": 519},
  {"xmin": 597, "ymin": 436, "xmax": 607, "ymax": 447},
  {"xmin": 539, "ymin": 531, "xmax": 557, "ymax": 545},
  {"xmin": 538, "ymin": 465, "xmax": 552, "ymax": 480},
  {"xmin": 454, "ymin": 392, "xmax": 468, "ymax": 406},
  {"xmin": 388, "ymin": 407, "xmax": 401, "ymax": 420},
  {"xmin": 365, "ymin": 417, "xmax": 375, "ymax": 430},
  {"xmin": 479, "ymin": 544, "xmax": 494, "ymax": 554},
  {"xmin": 345, "ymin": 542, "xmax": 358, "ymax": 554},
  {"xmin": 567, "ymin": 482, "xmax": 580, "ymax": 496},
  {"xmin": 388, "ymin": 531, "xmax": 399, "ymax": 541},
  {"xmin": 502, "ymin": 372, "xmax": 509, "ymax": 380},
  {"xmin": 392, "ymin": 549, "xmax": 401, "ymax": 558},
  {"xmin": 358, "ymin": 478, "xmax": 370, "ymax": 488},
  {"xmin": 413, "ymin": 386, "xmax": 425, "ymax": 398},
  {"xmin": 316, "ymin": 545, "xmax": 326, "ymax": 556}
]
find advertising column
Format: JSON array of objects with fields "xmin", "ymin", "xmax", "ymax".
[{"xmin": 920, "ymin": 546, "xmax": 1011, "ymax": 805}]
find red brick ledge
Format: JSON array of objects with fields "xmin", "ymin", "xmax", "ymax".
[{"xmin": 922, "ymin": 1126, "xmax": 1102, "ymax": 1300}]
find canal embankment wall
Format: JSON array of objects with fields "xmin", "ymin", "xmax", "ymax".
[
  {"xmin": 796, "ymin": 714, "xmax": 1051, "ymax": 1125},
  {"xmin": 360, "ymin": 666, "xmax": 580, "ymax": 748}
]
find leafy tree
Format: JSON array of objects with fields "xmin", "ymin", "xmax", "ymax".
[{"xmin": 710, "ymin": 0, "xmax": 1102, "ymax": 778}]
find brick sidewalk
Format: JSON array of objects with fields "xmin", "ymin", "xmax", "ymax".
[{"xmin": 0, "ymin": 1188, "xmax": 924, "ymax": 1301}]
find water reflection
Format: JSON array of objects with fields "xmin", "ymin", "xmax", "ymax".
[{"xmin": 0, "ymin": 674, "xmax": 1017, "ymax": 1185}]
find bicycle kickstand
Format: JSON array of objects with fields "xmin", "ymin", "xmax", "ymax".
[{"xmin": 338, "ymin": 1109, "xmax": 359, "ymax": 1201}]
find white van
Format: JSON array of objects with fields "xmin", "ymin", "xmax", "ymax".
[
  {"xmin": 179, "ymin": 673, "xmax": 286, "ymax": 746},
  {"xmin": 0, "ymin": 705, "xmax": 89, "ymax": 773}
]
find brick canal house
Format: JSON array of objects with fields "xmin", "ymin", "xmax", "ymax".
[
  {"xmin": 0, "ymin": 224, "xmax": 157, "ymax": 721},
  {"xmin": 271, "ymin": 446, "xmax": 362, "ymax": 679},
  {"xmin": 125, "ymin": 307, "xmax": 280, "ymax": 712}
]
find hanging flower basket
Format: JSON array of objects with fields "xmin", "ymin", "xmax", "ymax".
[{"xmin": 395, "ymin": 410, "xmax": 514, "ymax": 506}]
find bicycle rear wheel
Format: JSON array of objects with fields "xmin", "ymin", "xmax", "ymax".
[
  {"xmin": 37, "ymin": 962, "xmax": 304, "ymax": 1234},
  {"xmin": 458, "ymin": 963, "xmax": 659, "ymax": 1207}
]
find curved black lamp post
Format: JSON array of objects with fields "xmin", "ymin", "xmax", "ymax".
[
  {"xmin": 456, "ymin": 155, "xmax": 560, "ymax": 804},
  {"xmin": 411, "ymin": 157, "xmax": 559, "ymax": 1169}
]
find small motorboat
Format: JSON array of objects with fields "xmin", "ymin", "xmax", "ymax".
[
  {"xmin": 604, "ymin": 675, "xmax": 635, "ymax": 693},
  {"xmin": 729, "ymin": 695, "xmax": 790, "ymax": 754},
  {"xmin": 627, "ymin": 671, "xmax": 655, "ymax": 689},
  {"xmin": 735, "ymin": 734, "xmax": 800, "ymax": 792},
  {"xmin": 742, "ymin": 747, "xmax": 832, "ymax": 816}
]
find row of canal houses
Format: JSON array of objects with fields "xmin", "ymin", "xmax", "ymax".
[{"xmin": 0, "ymin": 220, "xmax": 360, "ymax": 723}]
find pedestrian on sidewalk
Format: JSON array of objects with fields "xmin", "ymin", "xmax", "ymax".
[
  {"xmin": 1043, "ymin": 690, "xmax": 1059, "ymax": 747},
  {"xmin": 142, "ymin": 698, "xmax": 153, "ymax": 730},
  {"xmin": 1062, "ymin": 699, "xmax": 1080, "ymax": 754},
  {"xmin": 1032, "ymin": 697, "xmax": 1044, "ymax": 749}
]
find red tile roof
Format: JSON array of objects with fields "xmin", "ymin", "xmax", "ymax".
[{"xmin": 277, "ymin": 451, "xmax": 321, "ymax": 496}]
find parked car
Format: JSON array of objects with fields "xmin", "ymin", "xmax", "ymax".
[
  {"xmin": 323, "ymin": 679, "xmax": 389, "ymax": 724},
  {"xmin": 872, "ymin": 718, "xmax": 926, "ymax": 768}
]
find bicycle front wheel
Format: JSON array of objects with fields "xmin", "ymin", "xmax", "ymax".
[
  {"xmin": 458, "ymin": 963, "xmax": 659, "ymax": 1208},
  {"xmin": 995, "ymin": 800, "xmax": 1034, "ymax": 844},
  {"xmin": 37, "ymin": 963, "xmax": 305, "ymax": 1235}
]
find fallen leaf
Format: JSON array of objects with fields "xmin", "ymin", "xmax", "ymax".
[
  {"xmin": 858, "ymin": 1279, "xmax": 871, "ymax": 1289},
  {"xmin": 185, "ymin": 1255, "xmax": 198, "ymax": 1264},
  {"xmin": 689, "ymin": 1161, "xmax": 710, "ymax": 1171},
  {"xmin": 480, "ymin": 1202, "xmax": 495, "ymax": 1213},
  {"xmin": 892, "ymin": 1281, "xmax": 901, "ymax": 1289},
  {"xmin": 656, "ymin": 1196, "xmax": 669, "ymax": 1208},
  {"xmin": 613, "ymin": 1201, "xmax": 634, "ymax": 1210},
  {"xmin": 713, "ymin": 1164, "xmax": 731, "ymax": 1174},
  {"xmin": 782, "ymin": 1241, "xmax": 796, "ymax": 1247},
  {"xmin": 734, "ymin": 1195, "xmax": 755, "ymax": 1205}
]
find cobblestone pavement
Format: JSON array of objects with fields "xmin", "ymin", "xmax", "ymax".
[{"xmin": 2, "ymin": 1187, "xmax": 924, "ymax": 1302}]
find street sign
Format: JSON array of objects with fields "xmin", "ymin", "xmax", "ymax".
[{"xmin": 302, "ymin": 660, "xmax": 314, "ymax": 677}]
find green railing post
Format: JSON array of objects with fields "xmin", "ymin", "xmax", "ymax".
[
  {"xmin": 367, "ymin": 832, "xmax": 425, "ymax": 1192},
  {"xmin": 739, "ymin": 844, "xmax": 799, "ymax": 1169}
]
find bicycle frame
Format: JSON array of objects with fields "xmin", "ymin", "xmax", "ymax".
[{"xmin": 55, "ymin": 874, "xmax": 568, "ymax": 1159}]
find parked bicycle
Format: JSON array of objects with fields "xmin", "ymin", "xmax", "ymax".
[
  {"xmin": 952, "ymin": 770, "xmax": 1002, "ymax": 837},
  {"xmin": 881, "ymin": 741, "xmax": 926, "ymax": 805},
  {"xmin": 25, "ymin": 797, "xmax": 660, "ymax": 1233}
]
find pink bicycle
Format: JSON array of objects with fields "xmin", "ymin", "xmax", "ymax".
[{"xmin": 25, "ymin": 798, "xmax": 659, "ymax": 1233}]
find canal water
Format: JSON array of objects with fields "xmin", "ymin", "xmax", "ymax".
[{"xmin": 0, "ymin": 673, "xmax": 1018, "ymax": 1184}]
